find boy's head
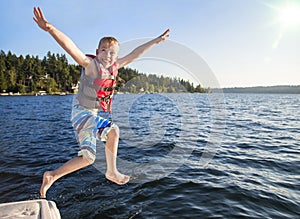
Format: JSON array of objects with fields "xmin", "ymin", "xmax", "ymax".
[{"xmin": 96, "ymin": 37, "xmax": 119, "ymax": 68}]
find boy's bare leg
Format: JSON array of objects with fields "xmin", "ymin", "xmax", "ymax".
[
  {"xmin": 40, "ymin": 156, "xmax": 91, "ymax": 198},
  {"xmin": 40, "ymin": 127, "xmax": 130, "ymax": 198},
  {"xmin": 105, "ymin": 128, "xmax": 130, "ymax": 185}
]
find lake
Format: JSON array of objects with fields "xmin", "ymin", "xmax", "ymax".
[{"xmin": 0, "ymin": 93, "xmax": 299, "ymax": 218}]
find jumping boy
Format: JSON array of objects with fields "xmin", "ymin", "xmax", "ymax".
[{"xmin": 33, "ymin": 7, "xmax": 170, "ymax": 198}]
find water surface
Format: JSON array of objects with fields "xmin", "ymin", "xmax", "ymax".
[{"xmin": 0, "ymin": 93, "xmax": 299, "ymax": 218}]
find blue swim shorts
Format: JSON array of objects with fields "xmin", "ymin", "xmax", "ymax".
[{"xmin": 71, "ymin": 104, "xmax": 118, "ymax": 163}]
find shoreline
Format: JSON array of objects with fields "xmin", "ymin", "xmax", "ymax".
[{"xmin": 0, "ymin": 92, "xmax": 69, "ymax": 96}]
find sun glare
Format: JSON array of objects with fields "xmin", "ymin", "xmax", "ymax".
[
  {"xmin": 278, "ymin": 4, "xmax": 300, "ymax": 27},
  {"xmin": 262, "ymin": 0, "xmax": 300, "ymax": 48}
]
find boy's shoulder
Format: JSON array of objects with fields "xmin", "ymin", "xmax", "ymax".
[{"xmin": 84, "ymin": 56, "xmax": 98, "ymax": 78}]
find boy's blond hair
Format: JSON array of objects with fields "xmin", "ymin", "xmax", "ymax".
[{"xmin": 98, "ymin": 37, "xmax": 119, "ymax": 49}]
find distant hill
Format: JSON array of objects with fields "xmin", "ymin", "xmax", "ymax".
[{"xmin": 213, "ymin": 85, "xmax": 300, "ymax": 94}]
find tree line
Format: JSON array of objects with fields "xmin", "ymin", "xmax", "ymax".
[
  {"xmin": 218, "ymin": 85, "xmax": 300, "ymax": 94},
  {"xmin": 0, "ymin": 50, "xmax": 81, "ymax": 94},
  {"xmin": 0, "ymin": 50, "xmax": 208, "ymax": 94}
]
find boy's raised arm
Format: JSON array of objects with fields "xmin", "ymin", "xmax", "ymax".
[
  {"xmin": 33, "ymin": 7, "xmax": 90, "ymax": 68},
  {"xmin": 117, "ymin": 29, "xmax": 170, "ymax": 69}
]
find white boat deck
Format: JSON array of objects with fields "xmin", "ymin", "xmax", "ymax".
[{"xmin": 0, "ymin": 199, "xmax": 61, "ymax": 219}]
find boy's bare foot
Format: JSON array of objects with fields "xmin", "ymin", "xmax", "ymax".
[
  {"xmin": 105, "ymin": 172, "xmax": 130, "ymax": 185},
  {"xmin": 40, "ymin": 171, "xmax": 55, "ymax": 198}
]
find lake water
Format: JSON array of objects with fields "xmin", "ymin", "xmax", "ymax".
[{"xmin": 0, "ymin": 93, "xmax": 299, "ymax": 218}]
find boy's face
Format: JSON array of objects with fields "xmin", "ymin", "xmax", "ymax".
[{"xmin": 96, "ymin": 42, "xmax": 119, "ymax": 69}]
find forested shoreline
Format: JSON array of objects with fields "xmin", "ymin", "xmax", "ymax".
[
  {"xmin": 212, "ymin": 86, "xmax": 300, "ymax": 94},
  {"xmin": 0, "ymin": 50, "xmax": 207, "ymax": 95}
]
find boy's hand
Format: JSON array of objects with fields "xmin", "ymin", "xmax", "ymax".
[
  {"xmin": 158, "ymin": 29, "xmax": 170, "ymax": 42},
  {"xmin": 33, "ymin": 7, "xmax": 52, "ymax": 32},
  {"xmin": 32, "ymin": 7, "xmax": 89, "ymax": 68}
]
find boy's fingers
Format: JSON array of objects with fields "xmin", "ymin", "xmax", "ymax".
[
  {"xmin": 33, "ymin": 8, "xmax": 42, "ymax": 21},
  {"xmin": 38, "ymin": 7, "xmax": 46, "ymax": 20},
  {"xmin": 160, "ymin": 29, "xmax": 170, "ymax": 38},
  {"xmin": 33, "ymin": 7, "xmax": 45, "ymax": 22},
  {"xmin": 33, "ymin": 7, "xmax": 38, "ymax": 18},
  {"xmin": 33, "ymin": 8, "xmax": 40, "ymax": 24},
  {"xmin": 164, "ymin": 29, "xmax": 170, "ymax": 34}
]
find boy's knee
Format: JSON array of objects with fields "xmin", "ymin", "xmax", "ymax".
[
  {"xmin": 98, "ymin": 123, "xmax": 119, "ymax": 141},
  {"xmin": 108, "ymin": 126, "xmax": 119, "ymax": 139},
  {"xmin": 78, "ymin": 149, "xmax": 96, "ymax": 164},
  {"xmin": 105, "ymin": 123, "xmax": 119, "ymax": 139},
  {"xmin": 82, "ymin": 154, "xmax": 95, "ymax": 164}
]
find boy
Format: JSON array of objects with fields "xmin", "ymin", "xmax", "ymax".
[{"xmin": 33, "ymin": 7, "xmax": 170, "ymax": 198}]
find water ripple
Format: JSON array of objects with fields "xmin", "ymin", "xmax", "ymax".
[{"xmin": 0, "ymin": 94, "xmax": 299, "ymax": 218}]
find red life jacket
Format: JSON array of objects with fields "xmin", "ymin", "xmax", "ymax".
[{"xmin": 76, "ymin": 54, "xmax": 118, "ymax": 113}]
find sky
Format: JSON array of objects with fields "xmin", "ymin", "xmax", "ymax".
[{"xmin": 0, "ymin": 0, "xmax": 299, "ymax": 88}]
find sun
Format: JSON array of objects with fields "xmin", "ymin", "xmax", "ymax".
[
  {"xmin": 262, "ymin": 0, "xmax": 300, "ymax": 28},
  {"xmin": 261, "ymin": 0, "xmax": 300, "ymax": 48},
  {"xmin": 278, "ymin": 4, "xmax": 300, "ymax": 27}
]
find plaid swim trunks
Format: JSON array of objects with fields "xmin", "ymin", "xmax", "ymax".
[{"xmin": 71, "ymin": 104, "xmax": 117, "ymax": 163}]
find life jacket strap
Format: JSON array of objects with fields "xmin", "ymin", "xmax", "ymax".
[
  {"xmin": 82, "ymin": 93, "xmax": 112, "ymax": 102},
  {"xmin": 94, "ymin": 85, "xmax": 114, "ymax": 91},
  {"xmin": 81, "ymin": 79, "xmax": 115, "ymax": 91},
  {"xmin": 99, "ymin": 75, "xmax": 116, "ymax": 80},
  {"xmin": 97, "ymin": 95, "xmax": 112, "ymax": 102}
]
